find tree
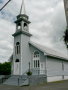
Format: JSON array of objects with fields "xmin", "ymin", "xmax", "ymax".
[
  {"xmin": 63, "ymin": 28, "xmax": 68, "ymax": 48},
  {"xmin": 0, "ymin": 62, "xmax": 11, "ymax": 75}
]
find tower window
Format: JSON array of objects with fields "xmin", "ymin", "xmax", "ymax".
[
  {"xmin": 15, "ymin": 59, "xmax": 19, "ymax": 62},
  {"xmin": 15, "ymin": 42, "xmax": 20, "ymax": 54},
  {"xmin": 18, "ymin": 23, "xmax": 21, "ymax": 29},
  {"xmin": 24, "ymin": 23, "xmax": 27, "ymax": 31},
  {"xmin": 24, "ymin": 23, "xmax": 27, "ymax": 27},
  {"xmin": 16, "ymin": 42, "xmax": 20, "ymax": 45},
  {"xmin": 17, "ymin": 46, "xmax": 18, "ymax": 54}
]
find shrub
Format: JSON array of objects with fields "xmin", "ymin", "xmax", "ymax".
[{"xmin": 26, "ymin": 71, "xmax": 32, "ymax": 76}]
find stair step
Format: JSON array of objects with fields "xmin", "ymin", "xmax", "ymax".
[{"xmin": 3, "ymin": 75, "xmax": 28, "ymax": 86}]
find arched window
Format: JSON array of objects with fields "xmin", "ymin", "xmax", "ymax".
[
  {"xmin": 33, "ymin": 51, "xmax": 40, "ymax": 68},
  {"xmin": 24, "ymin": 23, "xmax": 27, "ymax": 31},
  {"xmin": 17, "ymin": 23, "xmax": 21, "ymax": 29},
  {"xmin": 15, "ymin": 59, "xmax": 19, "ymax": 62},
  {"xmin": 24, "ymin": 23, "xmax": 27, "ymax": 27},
  {"xmin": 15, "ymin": 42, "xmax": 20, "ymax": 54},
  {"xmin": 34, "ymin": 51, "xmax": 39, "ymax": 58}
]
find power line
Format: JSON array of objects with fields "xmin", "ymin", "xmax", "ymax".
[{"xmin": 0, "ymin": 0, "xmax": 11, "ymax": 11}]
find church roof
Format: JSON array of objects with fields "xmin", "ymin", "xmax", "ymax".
[{"xmin": 29, "ymin": 41, "xmax": 68, "ymax": 61}]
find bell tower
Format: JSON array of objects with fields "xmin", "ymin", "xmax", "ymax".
[
  {"xmin": 14, "ymin": 14, "xmax": 31, "ymax": 35},
  {"xmin": 15, "ymin": 14, "xmax": 30, "ymax": 32},
  {"xmin": 12, "ymin": 0, "xmax": 32, "ymax": 75},
  {"xmin": 13, "ymin": 0, "xmax": 31, "ymax": 36}
]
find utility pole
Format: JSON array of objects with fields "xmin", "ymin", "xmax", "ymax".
[
  {"xmin": 0, "ymin": 0, "xmax": 11, "ymax": 11},
  {"xmin": 63, "ymin": 0, "xmax": 68, "ymax": 48}
]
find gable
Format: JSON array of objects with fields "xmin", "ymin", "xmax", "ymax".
[
  {"xmin": 29, "ymin": 41, "xmax": 68, "ymax": 61},
  {"xmin": 29, "ymin": 44, "xmax": 46, "ymax": 62}
]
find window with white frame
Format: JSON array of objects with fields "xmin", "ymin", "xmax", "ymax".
[
  {"xmin": 33, "ymin": 51, "xmax": 40, "ymax": 68},
  {"xmin": 15, "ymin": 42, "xmax": 20, "ymax": 54}
]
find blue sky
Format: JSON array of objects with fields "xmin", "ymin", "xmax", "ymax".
[
  {"xmin": 0, "ymin": 0, "xmax": 67, "ymax": 62},
  {"xmin": 0, "ymin": 0, "xmax": 3, "ymax": 3}
]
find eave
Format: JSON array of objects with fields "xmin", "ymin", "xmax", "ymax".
[
  {"xmin": 15, "ymin": 18, "xmax": 31, "ymax": 24},
  {"xmin": 12, "ymin": 31, "xmax": 32, "ymax": 37}
]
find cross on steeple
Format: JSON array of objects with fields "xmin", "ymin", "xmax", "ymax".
[{"xmin": 20, "ymin": 0, "xmax": 26, "ymax": 15}]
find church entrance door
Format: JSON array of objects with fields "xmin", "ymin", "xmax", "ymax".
[
  {"xmin": 14, "ymin": 62, "xmax": 20, "ymax": 75},
  {"xmin": 40, "ymin": 62, "xmax": 45, "ymax": 75}
]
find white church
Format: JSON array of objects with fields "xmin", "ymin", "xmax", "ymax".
[{"xmin": 5, "ymin": 0, "xmax": 68, "ymax": 85}]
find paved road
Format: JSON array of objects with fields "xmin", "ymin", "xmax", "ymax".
[{"xmin": 0, "ymin": 80, "xmax": 68, "ymax": 90}]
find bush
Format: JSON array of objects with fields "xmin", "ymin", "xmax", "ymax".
[
  {"xmin": 0, "ymin": 62, "xmax": 11, "ymax": 75},
  {"xmin": 26, "ymin": 71, "xmax": 32, "ymax": 76}
]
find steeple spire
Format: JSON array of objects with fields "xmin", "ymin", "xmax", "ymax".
[
  {"xmin": 13, "ymin": 0, "xmax": 31, "ymax": 36},
  {"xmin": 20, "ymin": 0, "xmax": 26, "ymax": 15}
]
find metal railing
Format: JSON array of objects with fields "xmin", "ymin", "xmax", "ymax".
[
  {"xmin": 0, "ymin": 75, "xmax": 11, "ymax": 84},
  {"xmin": 30, "ymin": 69, "xmax": 47, "ymax": 76}
]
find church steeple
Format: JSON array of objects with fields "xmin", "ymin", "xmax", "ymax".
[
  {"xmin": 12, "ymin": 0, "xmax": 32, "ymax": 37},
  {"xmin": 12, "ymin": 0, "xmax": 32, "ymax": 75},
  {"xmin": 20, "ymin": 0, "xmax": 26, "ymax": 15}
]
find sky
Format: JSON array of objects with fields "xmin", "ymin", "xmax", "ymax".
[{"xmin": 0, "ymin": 0, "xmax": 67, "ymax": 62}]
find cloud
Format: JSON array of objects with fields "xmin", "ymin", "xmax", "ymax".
[
  {"xmin": 0, "ymin": 18, "xmax": 15, "ymax": 62},
  {"xmin": 30, "ymin": 0, "xmax": 67, "ymax": 54},
  {"xmin": 0, "ymin": 0, "xmax": 67, "ymax": 62}
]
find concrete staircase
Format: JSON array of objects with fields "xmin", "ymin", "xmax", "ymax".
[
  {"xmin": 3, "ymin": 69, "xmax": 47, "ymax": 86},
  {"xmin": 3, "ymin": 75, "xmax": 47, "ymax": 86},
  {"xmin": 3, "ymin": 75, "xmax": 28, "ymax": 86}
]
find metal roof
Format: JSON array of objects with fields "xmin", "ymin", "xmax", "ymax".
[{"xmin": 29, "ymin": 41, "xmax": 68, "ymax": 60}]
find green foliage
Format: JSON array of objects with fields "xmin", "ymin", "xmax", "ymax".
[
  {"xmin": 64, "ymin": 29, "xmax": 68, "ymax": 48},
  {"xmin": 26, "ymin": 71, "xmax": 32, "ymax": 76},
  {"xmin": 0, "ymin": 62, "xmax": 11, "ymax": 75}
]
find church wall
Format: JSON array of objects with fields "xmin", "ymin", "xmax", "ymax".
[
  {"xmin": 47, "ymin": 76, "xmax": 62, "ymax": 82},
  {"xmin": 21, "ymin": 34, "xmax": 31, "ymax": 75},
  {"xmin": 29, "ymin": 45, "xmax": 46, "ymax": 74},
  {"xmin": 46, "ymin": 56, "xmax": 62, "ymax": 82},
  {"xmin": 11, "ymin": 61, "xmax": 14, "ymax": 75},
  {"xmin": 13, "ymin": 35, "xmax": 21, "ymax": 75},
  {"xmin": 46, "ymin": 56, "xmax": 62, "ymax": 76},
  {"xmin": 14, "ymin": 35, "xmax": 21, "ymax": 59},
  {"xmin": 64, "ymin": 61, "xmax": 68, "ymax": 72},
  {"xmin": 46, "ymin": 56, "xmax": 68, "ymax": 82},
  {"xmin": 64, "ymin": 61, "xmax": 68, "ymax": 79}
]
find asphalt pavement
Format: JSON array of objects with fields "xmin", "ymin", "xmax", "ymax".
[{"xmin": 0, "ymin": 80, "xmax": 68, "ymax": 90}]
